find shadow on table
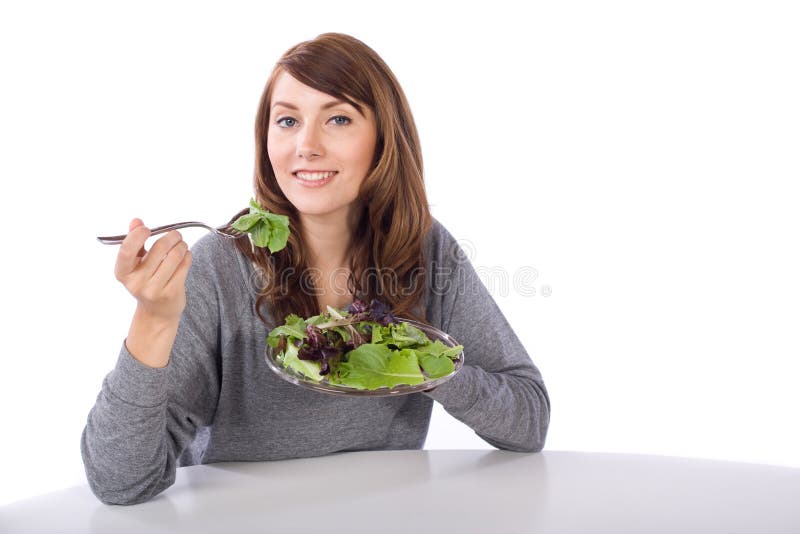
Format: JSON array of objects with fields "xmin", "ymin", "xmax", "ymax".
[
  {"xmin": 89, "ymin": 493, "xmax": 180, "ymax": 534},
  {"xmin": 86, "ymin": 450, "xmax": 552, "ymax": 533}
]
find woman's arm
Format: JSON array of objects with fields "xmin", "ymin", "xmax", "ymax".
[
  {"xmin": 81, "ymin": 224, "xmax": 222, "ymax": 504},
  {"xmin": 424, "ymin": 223, "xmax": 550, "ymax": 452}
]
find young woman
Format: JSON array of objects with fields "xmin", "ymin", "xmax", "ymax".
[{"xmin": 82, "ymin": 32, "xmax": 550, "ymax": 505}]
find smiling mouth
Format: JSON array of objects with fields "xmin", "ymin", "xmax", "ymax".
[{"xmin": 294, "ymin": 171, "xmax": 338, "ymax": 181}]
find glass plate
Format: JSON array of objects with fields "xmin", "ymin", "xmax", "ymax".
[{"xmin": 264, "ymin": 319, "xmax": 464, "ymax": 397}]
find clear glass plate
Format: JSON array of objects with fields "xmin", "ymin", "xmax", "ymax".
[{"xmin": 264, "ymin": 319, "xmax": 464, "ymax": 397}]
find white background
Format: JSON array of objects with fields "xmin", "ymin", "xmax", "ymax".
[{"xmin": 1, "ymin": 0, "xmax": 798, "ymax": 506}]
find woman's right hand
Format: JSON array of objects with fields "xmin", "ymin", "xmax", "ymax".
[{"xmin": 115, "ymin": 218, "xmax": 193, "ymax": 368}]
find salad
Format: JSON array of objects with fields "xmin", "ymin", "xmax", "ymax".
[{"xmin": 267, "ymin": 299, "xmax": 464, "ymax": 390}]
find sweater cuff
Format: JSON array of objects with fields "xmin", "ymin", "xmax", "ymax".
[
  {"xmin": 423, "ymin": 365, "xmax": 481, "ymax": 415},
  {"xmin": 105, "ymin": 341, "xmax": 169, "ymax": 408}
]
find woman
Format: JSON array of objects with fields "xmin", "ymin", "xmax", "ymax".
[{"xmin": 82, "ymin": 33, "xmax": 550, "ymax": 505}]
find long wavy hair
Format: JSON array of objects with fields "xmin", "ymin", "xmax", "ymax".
[{"xmin": 233, "ymin": 33, "xmax": 433, "ymax": 327}]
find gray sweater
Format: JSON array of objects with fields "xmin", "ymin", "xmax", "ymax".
[{"xmin": 81, "ymin": 219, "xmax": 550, "ymax": 505}]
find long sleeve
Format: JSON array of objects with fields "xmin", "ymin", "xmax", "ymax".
[
  {"xmin": 80, "ymin": 236, "xmax": 226, "ymax": 505},
  {"xmin": 423, "ymin": 222, "xmax": 550, "ymax": 451}
]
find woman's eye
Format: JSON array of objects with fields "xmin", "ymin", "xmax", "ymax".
[
  {"xmin": 276, "ymin": 117, "xmax": 297, "ymax": 128},
  {"xmin": 330, "ymin": 115, "xmax": 351, "ymax": 126}
]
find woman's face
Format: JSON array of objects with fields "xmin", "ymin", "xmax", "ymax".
[{"xmin": 267, "ymin": 71, "xmax": 378, "ymax": 220}]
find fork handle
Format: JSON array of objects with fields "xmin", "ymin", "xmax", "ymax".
[{"xmin": 96, "ymin": 222, "xmax": 209, "ymax": 245}]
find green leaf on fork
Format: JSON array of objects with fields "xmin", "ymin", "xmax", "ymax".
[{"xmin": 232, "ymin": 198, "xmax": 290, "ymax": 252}]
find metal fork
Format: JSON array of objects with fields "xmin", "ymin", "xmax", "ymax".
[{"xmin": 96, "ymin": 221, "xmax": 244, "ymax": 245}]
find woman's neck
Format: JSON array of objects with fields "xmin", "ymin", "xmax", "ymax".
[{"xmin": 299, "ymin": 207, "xmax": 361, "ymax": 270}]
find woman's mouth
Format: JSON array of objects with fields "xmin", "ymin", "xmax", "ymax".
[{"xmin": 293, "ymin": 171, "xmax": 337, "ymax": 187}]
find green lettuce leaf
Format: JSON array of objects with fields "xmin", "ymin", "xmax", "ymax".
[
  {"xmin": 331, "ymin": 325, "xmax": 352, "ymax": 342},
  {"xmin": 418, "ymin": 352, "xmax": 455, "ymax": 379},
  {"xmin": 267, "ymin": 314, "xmax": 307, "ymax": 348},
  {"xmin": 372, "ymin": 322, "xmax": 431, "ymax": 349},
  {"xmin": 231, "ymin": 212, "xmax": 261, "ymax": 232},
  {"xmin": 266, "ymin": 217, "xmax": 290, "ymax": 252},
  {"xmin": 232, "ymin": 198, "xmax": 290, "ymax": 253},
  {"xmin": 337, "ymin": 344, "xmax": 425, "ymax": 390},
  {"xmin": 281, "ymin": 343, "xmax": 322, "ymax": 381},
  {"xmin": 416, "ymin": 339, "xmax": 464, "ymax": 360},
  {"xmin": 370, "ymin": 325, "xmax": 384, "ymax": 344}
]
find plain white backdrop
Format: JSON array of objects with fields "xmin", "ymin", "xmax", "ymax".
[{"xmin": 1, "ymin": 0, "xmax": 798, "ymax": 506}]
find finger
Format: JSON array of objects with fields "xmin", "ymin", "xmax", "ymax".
[
  {"xmin": 150, "ymin": 240, "xmax": 189, "ymax": 289},
  {"xmin": 115, "ymin": 221, "xmax": 151, "ymax": 279},
  {"xmin": 129, "ymin": 218, "xmax": 147, "ymax": 258},
  {"xmin": 139, "ymin": 231, "xmax": 184, "ymax": 278},
  {"xmin": 165, "ymin": 249, "xmax": 193, "ymax": 290}
]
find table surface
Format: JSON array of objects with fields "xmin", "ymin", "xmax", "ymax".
[{"xmin": 2, "ymin": 450, "xmax": 799, "ymax": 534}]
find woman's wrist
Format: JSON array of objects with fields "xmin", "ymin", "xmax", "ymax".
[{"xmin": 125, "ymin": 307, "xmax": 181, "ymax": 368}]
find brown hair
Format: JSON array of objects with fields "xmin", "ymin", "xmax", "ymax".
[{"xmin": 233, "ymin": 33, "xmax": 433, "ymax": 326}]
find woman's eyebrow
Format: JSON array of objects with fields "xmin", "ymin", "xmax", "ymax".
[{"xmin": 271, "ymin": 99, "xmax": 349, "ymax": 111}]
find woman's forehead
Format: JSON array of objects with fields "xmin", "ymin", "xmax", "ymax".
[
  {"xmin": 270, "ymin": 71, "xmax": 370, "ymax": 118},
  {"xmin": 271, "ymin": 72, "xmax": 341, "ymax": 108}
]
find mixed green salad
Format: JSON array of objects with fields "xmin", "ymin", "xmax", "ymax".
[
  {"xmin": 267, "ymin": 299, "xmax": 463, "ymax": 390},
  {"xmin": 232, "ymin": 198, "xmax": 290, "ymax": 252}
]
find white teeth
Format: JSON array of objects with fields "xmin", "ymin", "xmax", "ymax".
[{"xmin": 295, "ymin": 171, "xmax": 337, "ymax": 181}]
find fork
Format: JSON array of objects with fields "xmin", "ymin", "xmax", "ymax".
[{"xmin": 96, "ymin": 221, "xmax": 245, "ymax": 245}]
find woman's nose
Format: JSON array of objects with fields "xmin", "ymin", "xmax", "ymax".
[{"xmin": 296, "ymin": 125, "xmax": 324, "ymax": 159}]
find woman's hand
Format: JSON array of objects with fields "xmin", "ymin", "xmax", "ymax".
[{"xmin": 115, "ymin": 218, "xmax": 193, "ymax": 368}]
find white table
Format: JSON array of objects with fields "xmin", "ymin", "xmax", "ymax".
[{"xmin": 2, "ymin": 450, "xmax": 798, "ymax": 533}]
